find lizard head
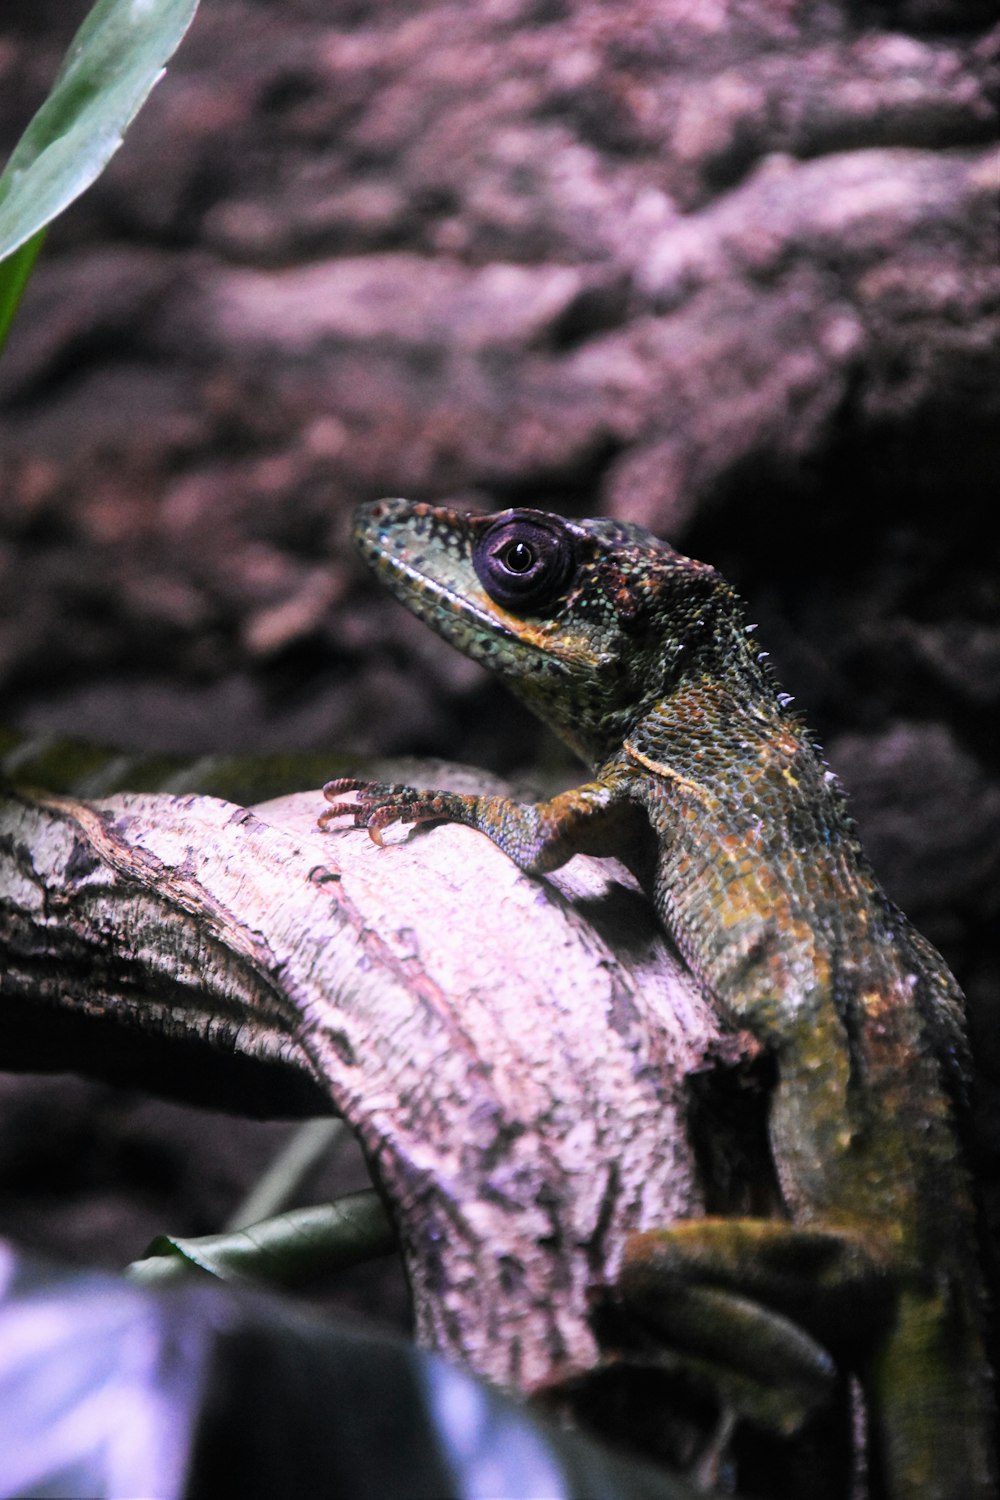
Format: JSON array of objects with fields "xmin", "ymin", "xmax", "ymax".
[{"xmin": 352, "ymin": 498, "xmax": 762, "ymax": 768}]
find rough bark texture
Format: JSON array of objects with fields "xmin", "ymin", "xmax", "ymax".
[
  {"xmin": 0, "ymin": 780, "xmax": 716, "ymax": 1390},
  {"xmin": 0, "ymin": 0, "xmax": 997, "ymax": 1340}
]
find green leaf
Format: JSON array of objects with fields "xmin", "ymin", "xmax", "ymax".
[
  {"xmin": 127, "ymin": 1191, "xmax": 397, "ymax": 1289},
  {"xmin": 0, "ymin": 228, "xmax": 46, "ymax": 353},
  {"xmin": 0, "ymin": 0, "xmax": 199, "ymax": 263}
]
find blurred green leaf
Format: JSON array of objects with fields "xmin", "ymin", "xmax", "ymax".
[
  {"xmin": 127, "ymin": 1191, "xmax": 397, "ymax": 1289},
  {"xmin": 0, "ymin": 229, "xmax": 45, "ymax": 352},
  {"xmin": 0, "ymin": 0, "xmax": 199, "ymax": 264}
]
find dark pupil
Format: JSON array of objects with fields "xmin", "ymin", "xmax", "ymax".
[
  {"xmin": 502, "ymin": 540, "xmax": 535, "ymax": 574},
  {"xmin": 473, "ymin": 512, "xmax": 575, "ymax": 615}
]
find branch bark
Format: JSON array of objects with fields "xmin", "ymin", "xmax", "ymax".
[{"xmin": 0, "ymin": 771, "xmax": 723, "ymax": 1392}]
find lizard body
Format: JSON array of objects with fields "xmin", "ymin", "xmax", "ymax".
[{"xmin": 322, "ymin": 498, "xmax": 994, "ymax": 1496}]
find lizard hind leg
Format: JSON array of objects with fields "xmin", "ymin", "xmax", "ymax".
[{"xmin": 616, "ymin": 1218, "xmax": 883, "ymax": 1491}]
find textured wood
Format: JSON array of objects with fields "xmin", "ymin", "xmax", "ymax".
[{"xmin": 0, "ymin": 776, "xmax": 719, "ymax": 1389}]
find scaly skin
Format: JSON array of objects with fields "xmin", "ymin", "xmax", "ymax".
[{"xmin": 321, "ymin": 497, "xmax": 995, "ymax": 1497}]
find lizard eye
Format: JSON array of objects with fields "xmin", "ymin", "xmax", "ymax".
[{"xmin": 473, "ymin": 512, "xmax": 576, "ymax": 614}]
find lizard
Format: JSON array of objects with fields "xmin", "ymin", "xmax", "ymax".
[{"xmin": 319, "ymin": 497, "xmax": 995, "ymax": 1498}]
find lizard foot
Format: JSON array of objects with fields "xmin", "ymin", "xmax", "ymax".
[{"xmin": 319, "ymin": 777, "xmax": 467, "ymax": 846}]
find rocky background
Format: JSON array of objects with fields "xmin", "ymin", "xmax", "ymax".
[{"xmin": 1, "ymin": 0, "xmax": 998, "ymax": 1328}]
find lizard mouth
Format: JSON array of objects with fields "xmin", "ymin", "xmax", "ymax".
[
  {"xmin": 365, "ymin": 542, "xmax": 513, "ymax": 634},
  {"xmin": 361, "ymin": 536, "xmax": 613, "ymax": 670}
]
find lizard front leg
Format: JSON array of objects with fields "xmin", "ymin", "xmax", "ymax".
[{"xmin": 320, "ymin": 774, "xmax": 646, "ymax": 876}]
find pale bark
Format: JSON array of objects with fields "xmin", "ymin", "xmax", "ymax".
[{"xmin": 0, "ymin": 774, "xmax": 721, "ymax": 1392}]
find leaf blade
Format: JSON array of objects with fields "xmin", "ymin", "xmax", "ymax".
[
  {"xmin": 0, "ymin": 0, "xmax": 199, "ymax": 262},
  {"xmin": 0, "ymin": 228, "xmax": 46, "ymax": 353},
  {"xmin": 127, "ymin": 1191, "xmax": 397, "ymax": 1289}
]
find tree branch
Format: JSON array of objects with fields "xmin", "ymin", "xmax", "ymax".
[{"xmin": 0, "ymin": 773, "xmax": 724, "ymax": 1391}]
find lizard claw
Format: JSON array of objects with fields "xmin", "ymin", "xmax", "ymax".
[
  {"xmin": 322, "ymin": 776, "xmax": 369, "ymax": 797},
  {"xmin": 318, "ymin": 778, "xmax": 443, "ymax": 843}
]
